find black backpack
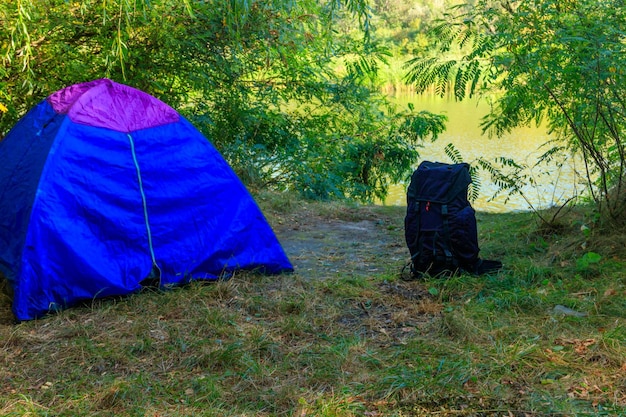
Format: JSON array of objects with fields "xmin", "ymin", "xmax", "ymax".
[{"xmin": 404, "ymin": 161, "xmax": 501, "ymax": 278}]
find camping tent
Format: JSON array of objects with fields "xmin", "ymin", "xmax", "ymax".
[{"xmin": 0, "ymin": 78, "xmax": 293, "ymax": 321}]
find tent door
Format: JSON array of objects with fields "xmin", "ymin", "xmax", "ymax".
[{"xmin": 127, "ymin": 133, "xmax": 162, "ymax": 286}]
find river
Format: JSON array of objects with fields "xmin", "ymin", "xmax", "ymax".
[{"xmin": 382, "ymin": 94, "xmax": 583, "ymax": 213}]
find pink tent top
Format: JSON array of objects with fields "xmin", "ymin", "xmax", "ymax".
[{"xmin": 47, "ymin": 78, "xmax": 179, "ymax": 133}]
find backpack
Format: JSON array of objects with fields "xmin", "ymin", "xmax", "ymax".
[{"xmin": 404, "ymin": 161, "xmax": 484, "ymax": 278}]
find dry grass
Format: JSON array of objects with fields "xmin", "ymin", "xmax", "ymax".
[{"xmin": 0, "ymin": 195, "xmax": 625, "ymax": 416}]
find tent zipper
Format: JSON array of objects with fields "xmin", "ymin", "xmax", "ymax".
[{"xmin": 127, "ymin": 133, "xmax": 162, "ymax": 285}]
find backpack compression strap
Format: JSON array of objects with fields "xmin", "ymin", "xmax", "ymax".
[{"xmin": 441, "ymin": 204, "xmax": 454, "ymax": 266}]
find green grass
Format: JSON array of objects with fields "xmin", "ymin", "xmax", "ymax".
[{"xmin": 1, "ymin": 195, "xmax": 625, "ymax": 416}]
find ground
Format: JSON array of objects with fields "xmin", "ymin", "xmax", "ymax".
[
  {"xmin": 268, "ymin": 200, "xmax": 439, "ymax": 340},
  {"xmin": 269, "ymin": 200, "xmax": 410, "ymax": 280},
  {"xmin": 1, "ymin": 198, "xmax": 625, "ymax": 415}
]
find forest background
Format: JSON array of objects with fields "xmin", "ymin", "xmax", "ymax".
[
  {"xmin": 0, "ymin": 0, "xmax": 449, "ymax": 204},
  {"xmin": 2, "ymin": 0, "xmax": 626, "ymax": 221}
]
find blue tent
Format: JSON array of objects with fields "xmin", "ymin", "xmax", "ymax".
[{"xmin": 0, "ymin": 79, "xmax": 293, "ymax": 321}]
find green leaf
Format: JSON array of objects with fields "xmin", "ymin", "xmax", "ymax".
[{"xmin": 576, "ymin": 251, "xmax": 602, "ymax": 270}]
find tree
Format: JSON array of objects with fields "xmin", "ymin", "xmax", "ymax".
[
  {"xmin": 406, "ymin": 0, "xmax": 626, "ymax": 220},
  {"xmin": 1, "ymin": 0, "xmax": 446, "ymax": 202},
  {"xmin": 0, "ymin": 0, "xmax": 195, "ymax": 121}
]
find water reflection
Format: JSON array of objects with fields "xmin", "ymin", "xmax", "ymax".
[{"xmin": 383, "ymin": 94, "xmax": 583, "ymax": 213}]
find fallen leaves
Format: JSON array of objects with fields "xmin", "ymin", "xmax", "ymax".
[{"xmin": 554, "ymin": 338, "xmax": 597, "ymax": 355}]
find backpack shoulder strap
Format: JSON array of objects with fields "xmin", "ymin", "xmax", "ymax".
[{"xmin": 409, "ymin": 201, "xmax": 422, "ymax": 261}]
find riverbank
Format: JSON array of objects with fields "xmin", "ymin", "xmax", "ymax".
[
  {"xmin": 382, "ymin": 92, "xmax": 581, "ymax": 213},
  {"xmin": 0, "ymin": 193, "xmax": 624, "ymax": 415}
]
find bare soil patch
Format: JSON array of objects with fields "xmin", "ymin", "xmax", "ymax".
[
  {"xmin": 272, "ymin": 203, "xmax": 410, "ymax": 280},
  {"xmin": 269, "ymin": 203, "xmax": 442, "ymax": 342}
]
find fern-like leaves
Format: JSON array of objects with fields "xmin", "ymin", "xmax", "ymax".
[
  {"xmin": 404, "ymin": 10, "xmax": 497, "ymax": 100},
  {"xmin": 443, "ymin": 143, "xmax": 481, "ymax": 202}
]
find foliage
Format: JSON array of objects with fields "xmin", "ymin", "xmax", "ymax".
[
  {"xmin": 1, "ymin": 0, "xmax": 197, "ymax": 125},
  {"xmin": 576, "ymin": 251, "xmax": 602, "ymax": 273},
  {"xmin": 372, "ymin": 0, "xmax": 432, "ymax": 30},
  {"xmin": 443, "ymin": 142, "xmax": 481, "ymax": 201},
  {"xmin": 0, "ymin": 0, "xmax": 445, "ymax": 203},
  {"xmin": 405, "ymin": 0, "xmax": 626, "ymax": 220}
]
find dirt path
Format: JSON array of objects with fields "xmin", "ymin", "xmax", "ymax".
[
  {"xmin": 271, "ymin": 203, "xmax": 439, "ymax": 340},
  {"xmin": 272, "ymin": 204, "xmax": 410, "ymax": 280}
]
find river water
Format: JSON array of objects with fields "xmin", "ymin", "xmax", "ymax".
[{"xmin": 382, "ymin": 94, "xmax": 584, "ymax": 212}]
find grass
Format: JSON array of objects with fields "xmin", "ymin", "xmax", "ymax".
[{"xmin": 1, "ymin": 194, "xmax": 625, "ymax": 416}]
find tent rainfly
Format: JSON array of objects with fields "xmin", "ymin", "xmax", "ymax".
[{"xmin": 0, "ymin": 78, "xmax": 293, "ymax": 321}]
